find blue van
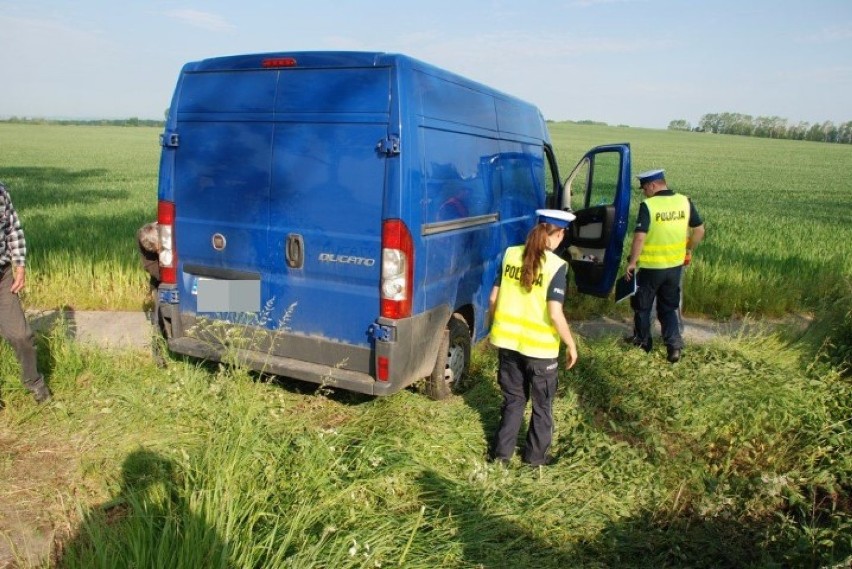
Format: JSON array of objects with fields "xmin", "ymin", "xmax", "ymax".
[{"xmin": 155, "ymin": 51, "xmax": 632, "ymax": 399}]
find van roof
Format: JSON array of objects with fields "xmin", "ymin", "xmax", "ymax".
[
  {"xmin": 182, "ymin": 51, "xmax": 533, "ymax": 108},
  {"xmin": 187, "ymin": 51, "xmax": 387, "ymax": 72}
]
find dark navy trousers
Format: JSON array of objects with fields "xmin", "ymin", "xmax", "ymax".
[
  {"xmin": 491, "ymin": 348, "xmax": 558, "ymax": 465},
  {"xmin": 631, "ymin": 266, "xmax": 684, "ymax": 351}
]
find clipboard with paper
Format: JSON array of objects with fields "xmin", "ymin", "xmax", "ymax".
[{"xmin": 614, "ymin": 273, "xmax": 637, "ymax": 303}]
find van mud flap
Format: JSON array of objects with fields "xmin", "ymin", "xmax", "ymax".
[{"xmin": 373, "ymin": 304, "xmax": 451, "ymax": 395}]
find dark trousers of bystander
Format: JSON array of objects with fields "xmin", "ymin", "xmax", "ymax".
[
  {"xmin": 491, "ymin": 348, "xmax": 558, "ymax": 466},
  {"xmin": 0, "ymin": 266, "xmax": 49, "ymax": 402},
  {"xmin": 147, "ymin": 284, "xmax": 167, "ymax": 368}
]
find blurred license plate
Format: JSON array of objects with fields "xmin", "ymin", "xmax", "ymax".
[{"xmin": 196, "ymin": 278, "xmax": 260, "ymax": 313}]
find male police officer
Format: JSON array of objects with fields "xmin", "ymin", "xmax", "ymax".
[{"xmin": 625, "ymin": 170, "xmax": 705, "ymax": 363}]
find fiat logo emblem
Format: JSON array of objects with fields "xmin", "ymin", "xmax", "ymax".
[{"xmin": 211, "ymin": 233, "xmax": 226, "ymax": 251}]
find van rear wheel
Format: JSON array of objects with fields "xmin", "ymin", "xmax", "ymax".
[{"xmin": 425, "ymin": 315, "xmax": 471, "ymax": 400}]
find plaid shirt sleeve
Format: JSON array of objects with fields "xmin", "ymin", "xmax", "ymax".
[{"xmin": 0, "ymin": 183, "xmax": 27, "ymax": 266}]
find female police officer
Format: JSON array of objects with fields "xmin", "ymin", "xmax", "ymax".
[{"xmin": 488, "ymin": 209, "xmax": 578, "ymax": 467}]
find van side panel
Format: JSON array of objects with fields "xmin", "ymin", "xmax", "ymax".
[
  {"xmin": 494, "ymin": 98, "xmax": 550, "ymax": 140},
  {"xmin": 414, "ymin": 69, "xmax": 502, "ymax": 341},
  {"xmin": 410, "ymin": 68, "xmax": 548, "ymax": 342}
]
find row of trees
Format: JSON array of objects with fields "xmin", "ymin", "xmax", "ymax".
[
  {"xmin": 2, "ymin": 116, "xmax": 164, "ymax": 127},
  {"xmin": 5, "ymin": 113, "xmax": 850, "ymax": 143},
  {"xmin": 668, "ymin": 113, "xmax": 852, "ymax": 144}
]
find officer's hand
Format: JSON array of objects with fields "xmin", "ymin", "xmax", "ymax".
[
  {"xmin": 10, "ymin": 266, "xmax": 26, "ymax": 294},
  {"xmin": 564, "ymin": 344, "xmax": 578, "ymax": 370},
  {"xmin": 625, "ymin": 262, "xmax": 636, "ymax": 280},
  {"xmin": 684, "ymin": 250, "xmax": 692, "ymax": 266}
]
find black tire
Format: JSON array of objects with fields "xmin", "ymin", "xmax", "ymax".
[{"xmin": 425, "ymin": 314, "xmax": 471, "ymax": 400}]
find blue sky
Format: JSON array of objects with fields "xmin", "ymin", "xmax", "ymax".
[{"xmin": 1, "ymin": 0, "xmax": 850, "ymax": 129}]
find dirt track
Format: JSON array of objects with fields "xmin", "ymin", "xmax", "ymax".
[{"xmin": 27, "ymin": 309, "xmax": 810, "ymax": 350}]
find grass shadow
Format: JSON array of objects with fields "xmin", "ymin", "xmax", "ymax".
[
  {"xmin": 55, "ymin": 448, "xmax": 230, "ymax": 568},
  {"xmin": 574, "ymin": 507, "xmax": 852, "ymax": 568},
  {"xmin": 0, "ymin": 166, "xmax": 120, "ymax": 209}
]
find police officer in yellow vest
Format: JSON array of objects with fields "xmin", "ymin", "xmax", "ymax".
[
  {"xmin": 488, "ymin": 209, "xmax": 578, "ymax": 466},
  {"xmin": 625, "ymin": 169, "xmax": 705, "ymax": 363}
]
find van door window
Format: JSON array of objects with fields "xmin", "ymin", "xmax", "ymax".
[
  {"xmin": 543, "ymin": 146, "xmax": 559, "ymax": 202},
  {"xmin": 588, "ymin": 151, "xmax": 620, "ymax": 208},
  {"xmin": 564, "ymin": 157, "xmax": 590, "ymax": 212}
]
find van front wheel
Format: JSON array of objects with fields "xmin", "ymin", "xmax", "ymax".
[{"xmin": 425, "ymin": 315, "xmax": 471, "ymax": 400}]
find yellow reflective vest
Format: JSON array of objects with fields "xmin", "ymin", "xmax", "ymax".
[
  {"xmin": 639, "ymin": 193, "xmax": 690, "ymax": 269},
  {"xmin": 490, "ymin": 246, "xmax": 566, "ymax": 358}
]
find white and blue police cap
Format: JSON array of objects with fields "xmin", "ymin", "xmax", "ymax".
[
  {"xmin": 637, "ymin": 169, "xmax": 665, "ymax": 185},
  {"xmin": 536, "ymin": 209, "xmax": 576, "ymax": 228}
]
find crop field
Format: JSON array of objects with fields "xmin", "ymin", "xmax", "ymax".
[
  {"xmin": 0, "ymin": 123, "xmax": 850, "ymax": 568},
  {"xmin": 548, "ymin": 122, "xmax": 852, "ymax": 317},
  {"xmin": 0, "ymin": 124, "xmax": 160, "ymax": 311},
  {"xmin": 1, "ymin": 122, "xmax": 850, "ymax": 317}
]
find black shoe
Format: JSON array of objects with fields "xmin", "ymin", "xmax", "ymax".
[
  {"xmin": 624, "ymin": 335, "xmax": 651, "ymax": 353},
  {"xmin": 523, "ymin": 455, "xmax": 556, "ymax": 468},
  {"xmin": 486, "ymin": 448, "xmax": 510, "ymax": 465},
  {"xmin": 488, "ymin": 455, "xmax": 510, "ymax": 466},
  {"xmin": 667, "ymin": 347, "xmax": 682, "ymax": 363},
  {"xmin": 34, "ymin": 387, "xmax": 53, "ymax": 404}
]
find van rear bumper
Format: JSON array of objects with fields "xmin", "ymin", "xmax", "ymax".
[
  {"xmin": 166, "ymin": 336, "xmax": 392, "ymax": 395},
  {"xmin": 160, "ymin": 304, "xmax": 449, "ymax": 397}
]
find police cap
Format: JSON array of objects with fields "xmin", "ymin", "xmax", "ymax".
[
  {"xmin": 637, "ymin": 169, "xmax": 665, "ymax": 186},
  {"xmin": 536, "ymin": 209, "xmax": 576, "ymax": 228}
]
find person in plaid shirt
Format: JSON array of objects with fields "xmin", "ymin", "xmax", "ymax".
[{"xmin": 0, "ymin": 181, "xmax": 50, "ymax": 407}]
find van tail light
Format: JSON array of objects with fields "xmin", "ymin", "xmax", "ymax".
[
  {"xmin": 262, "ymin": 57, "xmax": 297, "ymax": 68},
  {"xmin": 380, "ymin": 219, "xmax": 413, "ymax": 319},
  {"xmin": 157, "ymin": 200, "xmax": 177, "ymax": 284}
]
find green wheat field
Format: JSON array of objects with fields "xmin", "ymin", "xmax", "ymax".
[
  {"xmin": 0, "ymin": 123, "xmax": 850, "ymax": 568},
  {"xmin": 1, "ymin": 122, "xmax": 850, "ymax": 316}
]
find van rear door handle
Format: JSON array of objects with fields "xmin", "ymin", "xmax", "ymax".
[{"xmin": 285, "ymin": 234, "xmax": 304, "ymax": 269}]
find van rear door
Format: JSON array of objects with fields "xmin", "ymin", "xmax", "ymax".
[
  {"xmin": 558, "ymin": 144, "xmax": 632, "ymax": 296},
  {"xmin": 172, "ymin": 68, "xmax": 275, "ymax": 315},
  {"xmin": 267, "ymin": 65, "xmax": 391, "ymax": 344},
  {"xmin": 171, "ymin": 56, "xmax": 391, "ymax": 348}
]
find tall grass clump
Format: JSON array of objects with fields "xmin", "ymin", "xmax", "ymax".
[
  {"xmin": 564, "ymin": 333, "xmax": 852, "ymax": 567},
  {"xmin": 805, "ymin": 277, "xmax": 852, "ymax": 376}
]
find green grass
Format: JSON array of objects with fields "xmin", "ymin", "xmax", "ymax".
[
  {"xmin": 0, "ymin": 123, "xmax": 160, "ymax": 310},
  {"xmin": 1, "ymin": 122, "xmax": 851, "ymax": 315},
  {"xmin": 0, "ymin": 311, "xmax": 846, "ymax": 568},
  {"xmin": 550, "ymin": 123, "xmax": 852, "ymax": 318},
  {"xmin": 1, "ymin": 122, "xmax": 850, "ymax": 566}
]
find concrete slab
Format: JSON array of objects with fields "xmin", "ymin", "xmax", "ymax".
[
  {"xmin": 24, "ymin": 310, "xmax": 807, "ymax": 352},
  {"xmin": 28, "ymin": 309, "xmax": 151, "ymax": 350}
]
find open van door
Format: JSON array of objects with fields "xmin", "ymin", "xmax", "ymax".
[{"xmin": 557, "ymin": 144, "xmax": 631, "ymax": 297}]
